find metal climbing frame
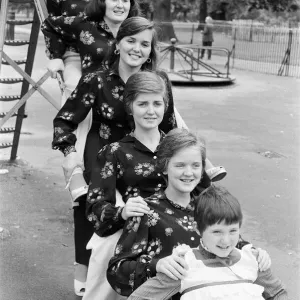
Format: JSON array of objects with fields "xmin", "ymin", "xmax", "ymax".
[
  {"xmin": 157, "ymin": 38, "xmax": 235, "ymax": 84},
  {"xmin": 0, "ymin": 0, "xmax": 60, "ymax": 160}
]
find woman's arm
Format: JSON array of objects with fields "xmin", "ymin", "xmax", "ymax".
[
  {"xmin": 107, "ymin": 214, "xmax": 157, "ymax": 296},
  {"xmin": 41, "ymin": 15, "xmax": 83, "ymax": 59},
  {"xmin": 52, "ymin": 72, "xmax": 98, "ymax": 155},
  {"xmin": 86, "ymin": 143, "xmax": 127, "ymax": 236},
  {"xmin": 157, "ymin": 71, "xmax": 177, "ymax": 133}
]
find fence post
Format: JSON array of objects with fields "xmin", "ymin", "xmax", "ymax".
[
  {"xmin": 231, "ymin": 27, "xmax": 236, "ymax": 69},
  {"xmin": 249, "ymin": 20, "xmax": 253, "ymax": 42},
  {"xmin": 170, "ymin": 38, "xmax": 176, "ymax": 71},
  {"xmin": 190, "ymin": 24, "xmax": 194, "ymax": 44}
]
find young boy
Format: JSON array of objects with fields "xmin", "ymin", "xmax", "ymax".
[{"xmin": 127, "ymin": 185, "xmax": 288, "ymax": 300}]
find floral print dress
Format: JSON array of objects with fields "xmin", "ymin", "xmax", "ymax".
[
  {"xmin": 52, "ymin": 68, "xmax": 176, "ymax": 183},
  {"xmin": 41, "ymin": 13, "xmax": 114, "ymax": 73},
  {"xmin": 106, "ymin": 191, "xmax": 201, "ymax": 298},
  {"xmin": 47, "ymin": 0, "xmax": 90, "ymax": 18},
  {"xmin": 86, "ymin": 132, "xmax": 168, "ymax": 237},
  {"xmin": 46, "ymin": 0, "xmax": 91, "ymax": 57}
]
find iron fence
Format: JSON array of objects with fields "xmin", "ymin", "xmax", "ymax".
[{"xmin": 157, "ymin": 21, "xmax": 300, "ymax": 78}]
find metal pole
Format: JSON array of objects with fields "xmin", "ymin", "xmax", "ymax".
[
  {"xmin": 170, "ymin": 38, "xmax": 176, "ymax": 71},
  {"xmin": 0, "ymin": 0, "xmax": 9, "ymax": 74}
]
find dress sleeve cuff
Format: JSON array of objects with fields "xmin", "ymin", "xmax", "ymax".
[
  {"xmin": 63, "ymin": 145, "xmax": 77, "ymax": 157},
  {"xmin": 148, "ymin": 258, "xmax": 159, "ymax": 276}
]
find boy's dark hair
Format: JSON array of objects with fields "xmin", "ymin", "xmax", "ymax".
[{"xmin": 195, "ymin": 185, "xmax": 243, "ymax": 235}]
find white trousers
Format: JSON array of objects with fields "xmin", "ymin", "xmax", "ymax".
[{"xmin": 83, "ymin": 192, "xmax": 126, "ymax": 300}]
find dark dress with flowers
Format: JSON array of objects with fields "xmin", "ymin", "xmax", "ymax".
[
  {"xmin": 106, "ymin": 191, "xmax": 200, "ymax": 298},
  {"xmin": 41, "ymin": 14, "xmax": 114, "ymax": 73},
  {"xmin": 86, "ymin": 132, "xmax": 168, "ymax": 237},
  {"xmin": 46, "ymin": 0, "xmax": 91, "ymax": 57},
  {"xmin": 52, "ymin": 68, "xmax": 176, "ymax": 183},
  {"xmin": 47, "ymin": 0, "xmax": 90, "ymax": 17}
]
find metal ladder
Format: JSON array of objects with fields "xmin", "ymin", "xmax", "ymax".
[{"xmin": 0, "ymin": 0, "xmax": 60, "ymax": 160}]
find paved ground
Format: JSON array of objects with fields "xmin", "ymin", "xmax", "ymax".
[{"xmin": 0, "ymin": 34, "xmax": 300, "ymax": 299}]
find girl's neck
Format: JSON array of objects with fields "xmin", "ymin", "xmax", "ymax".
[
  {"xmin": 134, "ymin": 127, "xmax": 160, "ymax": 152},
  {"xmin": 164, "ymin": 188, "xmax": 191, "ymax": 208},
  {"xmin": 118, "ymin": 62, "xmax": 141, "ymax": 83},
  {"xmin": 103, "ymin": 17, "xmax": 121, "ymax": 38}
]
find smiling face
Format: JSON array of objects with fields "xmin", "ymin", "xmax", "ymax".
[
  {"xmin": 164, "ymin": 146, "xmax": 203, "ymax": 197},
  {"xmin": 117, "ymin": 29, "xmax": 152, "ymax": 70},
  {"xmin": 104, "ymin": 0, "xmax": 131, "ymax": 24},
  {"xmin": 201, "ymin": 221, "xmax": 240, "ymax": 257},
  {"xmin": 131, "ymin": 93, "xmax": 165, "ymax": 131}
]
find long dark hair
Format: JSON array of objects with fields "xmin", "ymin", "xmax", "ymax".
[
  {"xmin": 85, "ymin": 0, "xmax": 141, "ymax": 22},
  {"xmin": 106, "ymin": 17, "xmax": 158, "ymax": 71}
]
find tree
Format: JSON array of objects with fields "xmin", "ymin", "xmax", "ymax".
[
  {"xmin": 198, "ymin": 0, "xmax": 208, "ymax": 29},
  {"xmin": 152, "ymin": 0, "xmax": 177, "ymax": 42}
]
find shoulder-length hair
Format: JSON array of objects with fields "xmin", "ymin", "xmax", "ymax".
[
  {"xmin": 85, "ymin": 0, "xmax": 141, "ymax": 22},
  {"xmin": 123, "ymin": 71, "xmax": 168, "ymax": 115},
  {"xmin": 156, "ymin": 128, "xmax": 206, "ymax": 175},
  {"xmin": 106, "ymin": 17, "xmax": 158, "ymax": 71}
]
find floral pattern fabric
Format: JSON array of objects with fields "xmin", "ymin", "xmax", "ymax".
[
  {"xmin": 41, "ymin": 13, "xmax": 114, "ymax": 73},
  {"xmin": 52, "ymin": 69, "xmax": 176, "ymax": 181},
  {"xmin": 86, "ymin": 132, "xmax": 167, "ymax": 237},
  {"xmin": 45, "ymin": 0, "xmax": 91, "ymax": 57},
  {"xmin": 106, "ymin": 191, "xmax": 201, "ymax": 297},
  {"xmin": 47, "ymin": 0, "xmax": 90, "ymax": 18}
]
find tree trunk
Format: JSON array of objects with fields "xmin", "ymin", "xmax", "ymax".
[
  {"xmin": 153, "ymin": 0, "xmax": 177, "ymax": 42},
  {"xmin": 197, "ymin": 0, "xmax": 207, "ymax": 30}
]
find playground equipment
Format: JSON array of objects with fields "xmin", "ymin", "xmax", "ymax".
[
  {"xmin": 158, "ymin": 38, "xmax": 235, "ymax": 84},
  {"xmin": 0, "ymin": 0, "xmax": 61, "ymax": 160}
]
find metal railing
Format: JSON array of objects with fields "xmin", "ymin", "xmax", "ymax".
[{"xmin": 156, "ymin": 22, "xmax": 300, "ymax": 78}]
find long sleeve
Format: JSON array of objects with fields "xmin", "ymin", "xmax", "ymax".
[
  {"xmin": 47, "ymin": 0, "xmax": 62, "ymax": 17},
  {"xmin": 52, "ymin": 72, "xmax": 99, "ymax": 155},
  {"xmin": 86, "ymin": 143, "xmax": 126, "ymax": 236},
  {"xmin": 41, "ymin": 15, "xmax": 83, "ymax": 59},
  {"xmin": 157, "ymin": 71, "xmax": 177, "ymax": 133},
  {"xmin": 128, "ymin": 273, "xmax": 180, "ymax": 300},
  {"xmin": 107, "ymin": 214, "xmax": 158, "ymax": 296},
  {"xmin": 255, "ymin": 269, "xmax": 288, "ymax": 300}
]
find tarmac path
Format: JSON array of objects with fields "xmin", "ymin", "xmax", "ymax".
[{"xmin": 0, "ymin": 34, "xmax": 299, "ymax": 299}]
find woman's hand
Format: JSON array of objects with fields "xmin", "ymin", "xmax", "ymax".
[
  {"xmin": 62, "ymin": 151, "xmax": 84, "ymax": 185},
  {"xmin": 47, "ymin": 58, "xmax": 64, "ymax": 79},
  {"xmin": 156, "ymin": 254, "xmax": 188, "ymax": 280},
  {"xmin": 121, "ymin": 196, "xmax": 150, "ymax": 220},
  {"xmin": 252, "ymin": 247, "xmax": 272, "ymax": 271}
]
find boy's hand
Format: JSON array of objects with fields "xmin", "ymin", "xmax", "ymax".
[{"xmin": 156, "ymin": 254, "xmax": 188, "ymax": 280}]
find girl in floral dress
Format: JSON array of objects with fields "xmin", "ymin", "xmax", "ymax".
[
  {"xmin": 52, "ymin": 17, "xmax": 177, "ymax": 300},
  {"xmin": 127, "ymin": 185, "xmax": 288, "ymax": 300},
  {"xmin": 44, "ymin": 1, "xmax": 140, "ymax": 295},
  {"xmin": 106, "ymin": 129, "xmax": 272, "ymax": 299}
]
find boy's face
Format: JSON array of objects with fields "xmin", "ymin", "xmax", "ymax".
[{"xmin": 201, "ymin": 221, "xmax": 240, "ymax": 257}]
